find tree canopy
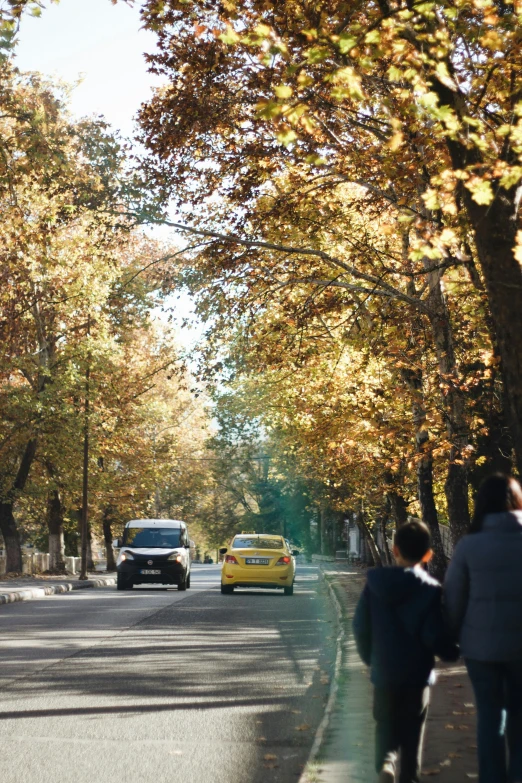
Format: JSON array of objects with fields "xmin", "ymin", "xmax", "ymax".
[
  {"xmin": 2, "ymin": 0, "xmax": 522, "ymax": 575},
  {"xmin": 130, "ymin": 0, "xmax": 522, "ymax": 572}
]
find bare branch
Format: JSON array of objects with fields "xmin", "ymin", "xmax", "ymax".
[{"xmin": 122, "ymin": 211, "xmax": 432, "ymax": 315}]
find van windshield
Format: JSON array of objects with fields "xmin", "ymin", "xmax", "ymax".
[{"xmin": 123, "ymin": 528, "xmax": 182, "ymax": 548}]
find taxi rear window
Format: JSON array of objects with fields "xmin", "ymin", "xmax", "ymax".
[{"xmin": 232, "ymin": 537, "xmax": 283, "ymax": 550}]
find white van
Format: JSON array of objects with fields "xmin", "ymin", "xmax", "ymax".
[{"xmin": 113, "ymin": 519, "xmax": 191, "ymax": 591}]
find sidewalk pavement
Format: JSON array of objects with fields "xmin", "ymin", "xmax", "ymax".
[
  {"xmin": 0, "ymin": 572, "xmax": 116, "ymax": 605},
  {"xmin": 312, "ymin": 563, "xmax": 478, "ymax": 782}
]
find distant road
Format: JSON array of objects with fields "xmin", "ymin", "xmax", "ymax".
[{"xmin": 0, "ymin": 564, "xmax": 337, "ymax": 783}]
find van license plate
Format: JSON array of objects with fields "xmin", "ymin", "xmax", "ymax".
[
  {"xmin": 245, "ymin": 558, "xmax": 269, "ymax": 565},
  {"xmin": 141, "ymin": 569, "xmax": 161, "ymax": 574}
]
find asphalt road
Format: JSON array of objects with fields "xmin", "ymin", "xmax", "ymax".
[{"xmin": 0, "ymin": 564, "xmax": 337, "ymax": 783}]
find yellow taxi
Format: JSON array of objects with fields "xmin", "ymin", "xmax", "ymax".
[{"xmin": 220, "ymin": 534, "xmax": 298, "ymax": 596}]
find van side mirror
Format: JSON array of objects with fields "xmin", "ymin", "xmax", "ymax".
[
  {"xmin": 219, "ymin": 547, "xmax": 228, "ymax": 555},
  {"xmin": 113, "ymin": 538, "xmax": 121, "ymax": 548}
]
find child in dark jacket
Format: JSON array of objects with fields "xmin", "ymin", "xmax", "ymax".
[{"xmin": 353, "ymin": 520, "xmax": 458, "ymax": 783}]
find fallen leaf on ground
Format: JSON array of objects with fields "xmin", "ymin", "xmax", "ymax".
[
  {"xmin": 296, "ymin": 724, "xmax": 311, "ymax": 731},
  {"xmin": 264, "ymin": 754, "xmax": 278, "ymax": 761},
  {"xmin": 422, "ymin": 769, "xmax": 441, "ymax": 776},
  {"xmin": 448, "ymin": 753, "xmax": 462, "ymax": 759}
]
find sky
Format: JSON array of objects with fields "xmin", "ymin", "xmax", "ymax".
[
  {"xmin": 14, "ymin": 0, "xmax": 161, "ymax": 139},
  {"xmin": 14, "ymin": 0, "xmax": 202, "ymax": 350}
]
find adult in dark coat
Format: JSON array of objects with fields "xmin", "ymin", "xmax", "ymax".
[{"xmin": 444, "ymin": 473, "xmax": 522, "ymax": 783}]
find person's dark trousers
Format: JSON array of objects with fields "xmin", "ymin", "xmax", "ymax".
[
  {"xmin": 373, "ymin": 686, "xmax": 430, "ymax": 783},
  {"xmin": 465, "ymin": 658, "xmax": 522, "ymax": 783}
]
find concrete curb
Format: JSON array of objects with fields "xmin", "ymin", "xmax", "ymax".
[
  {"xmin": 0, "ymin": 576, "xmax": 116, "ymax": 605},
  {"xmin": 299, "ymin": 567, "xmax": 345, "ymax": 783}
]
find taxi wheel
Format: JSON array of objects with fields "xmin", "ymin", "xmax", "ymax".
[
  {"xmin": 178, "ymin": 572, "xmax": 188, "ymax": 591},
  {"xmin": 221, "ymin": 584, "xmax": 234, "ymax": 594},
  {"xmin": 284, "ymin": 584, "xmax": 294, "ymax": 596},
  {"xmin": 186, "ymin": 573, "xmax": 191, "ymax": 589}
]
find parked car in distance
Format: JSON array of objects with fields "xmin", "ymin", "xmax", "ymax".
[
  {"xmin": 113, "ymin": 519, "xmax": 191, "ymax": 591},
  {"xmin": 219, "ymin": 534, "xmax": 299, "ymax": 596}
]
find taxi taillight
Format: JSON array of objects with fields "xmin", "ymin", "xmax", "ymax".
[
  {"xmin": 225, "ymin": 555, "xmax": 238, "ymax": 564},
  {"xmin": 276, "ymin": 556, "xmax": 291, "ymax": 565}
]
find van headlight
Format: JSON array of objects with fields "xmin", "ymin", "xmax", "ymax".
[
  {"xmin": 120, "ymin": 551, "xmax": 134, "ymax": 561},
  {"xmin": 168, "ymin": 553, "xmax": 182, "ymax": 562}
]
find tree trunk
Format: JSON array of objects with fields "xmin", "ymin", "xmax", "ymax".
[
  {"xmin": 86, "ymin": 522, "xmax": 95, "ymax": 572},
  {"xmin": 379, "ymin": 505, "xmax": 393, "ymax": 565},
  {"xmin": 0, "ymin": 305, "xmax": 54, "ymax": 575},
  {"xmin": 329, "ymin": 510, "xmax": 340, "ymax": 554},
  {"xmin": 384, "ymin": 471, "xmax": 409, "ymax": 527},
  {"xmin": 417, "ymin": 443, "xmax": 447, "ymax": 581},
  {"xmin": 433, "ymin": 78, "xmax": 522, "ymax": 477},
  {"xmin": 0, "ymin": 438, "xmax": 38, "ymax": 574},
  {"xmin": 80, "ymin": 317, "xmax": 91, "ymax": 580},
  {"xmin": 45, "ymin": 462, "xmax": 66, "ymax": 573},
  {"xmin": 319, "ymin": 503, "xmax": 328, "ymax": 556},
  {"xmin": 301, "ymin": 514, "xmax": 313, "ymax": 557},
  {"xmin": 465, "ymin": 196, "xmax": 522, "ymax": 477},
  {"xmin": 460, "ymin": 238, "xmax": 514, "ymax": 478},
  {"xmin": 47, "ymin": 488, "xmax": 66, "ymax": 573},
  {"xmin": 356, "ymin": 509, "xmax": 383, "ymax": 567},
  {"xmin": 103, "ymin": 508, "xmax": 117, "ymax": 571},
  {"xmin": 314, "ymin": 509, "xmax": 321, "ymax": 553},
  {"xmin": 0, "ymin": 503, "xmax": 23, "ymax": 573},
  {"xmin": 424, "ymin": 260, "xmax": 470, "ymax": 543},
  {"xmin": 445, "ymin": 462, "xmax": 471, "ymax": 546},
  {"xmin": 401, "ymin": 363, "xmax": 447, "ymax": 580},
  {"xmin": 400, "ymin": 253, "xmax": 452, "ymax": 569}
]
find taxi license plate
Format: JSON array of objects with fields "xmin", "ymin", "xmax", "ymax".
[
  {"xmin": 245, "ymin": 558, "xmax": 269, "ymax": 565},
  {"xmin": 141, "ymin": 569, "xmax": 161, "ymax": 574}
]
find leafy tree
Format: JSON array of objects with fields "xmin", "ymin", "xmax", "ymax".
[
  {"xmin": 136, "ymin": 0, "xmax": 522, "ymax": 483},
  {"xmin": 0, "ymin": 63, "xmax": 211, "ymax": 572}
]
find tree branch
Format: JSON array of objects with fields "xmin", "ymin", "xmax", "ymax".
[{"xmin": 121, "ymin": 211, "xmax": 432, "ymax": 315}]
